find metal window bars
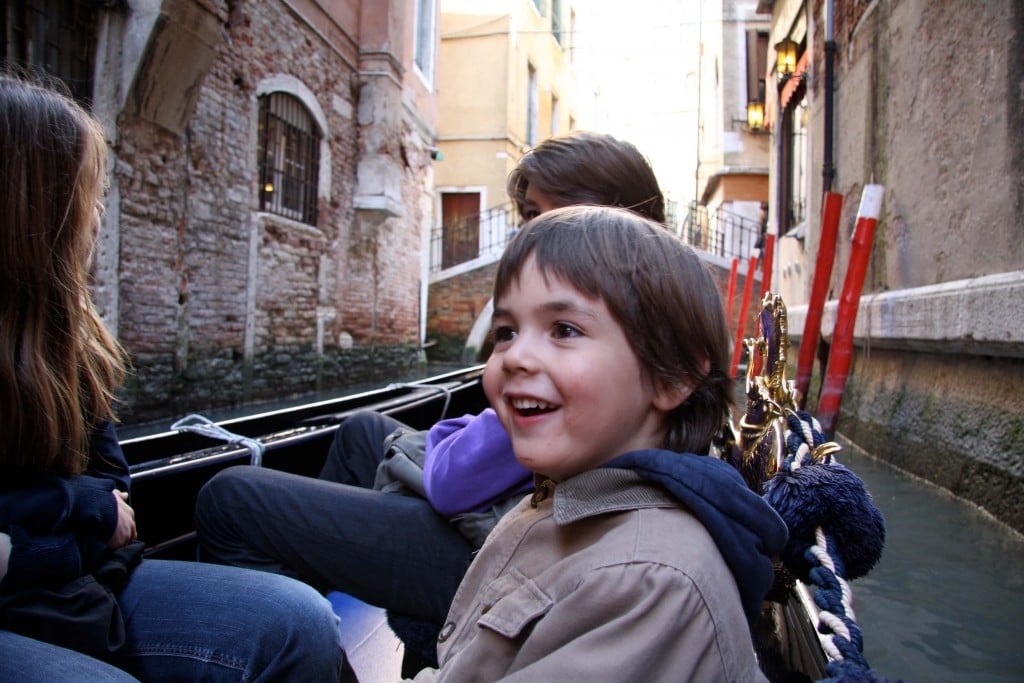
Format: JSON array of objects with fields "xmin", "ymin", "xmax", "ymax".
[{"xmin": 257, "ymin": 92, "xmax": 320, "ymax": 226}]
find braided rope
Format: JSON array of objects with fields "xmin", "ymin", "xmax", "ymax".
[
  {"xmin": 782, "ymin": 411, "xmax": 883, "ymax": 682},
  {"xmin": 171, "ymin": 414, "xmax": 266, "ymax": 467}
]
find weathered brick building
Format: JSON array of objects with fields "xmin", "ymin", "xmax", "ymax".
[{"xmin": 8, "ymin": 0, "xmax": 440, "ymax": 423}]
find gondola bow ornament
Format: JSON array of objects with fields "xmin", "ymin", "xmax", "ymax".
[{"xmin": 718, "ymin": 292, "xmax": 893, "ymax": 683}]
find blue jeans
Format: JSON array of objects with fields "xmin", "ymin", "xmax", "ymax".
[
  {"xmin": 2, "ymin": 560, "xmax": 342, "ymax": 681},
  {"xmin": 196, "ymin": 411, "xmax": 476, "ymax": 625},
  {"xmin": 0, "ymin": 630, "xmax": 138, "ymax": 682}
]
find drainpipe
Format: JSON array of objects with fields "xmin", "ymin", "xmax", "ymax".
[{"xmin": 822, "ymin": 0, "xmax": 836, "ymax": 191}]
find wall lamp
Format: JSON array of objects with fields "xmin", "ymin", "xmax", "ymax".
[
  {"xmin": 775, "ymin": 37, "xmax": 799, "ymax": 77},
  {"xmin": 746, "ymin": 100, "xmax": 765, "ymax": 131}
]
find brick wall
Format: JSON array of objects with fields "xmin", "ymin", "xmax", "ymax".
[
  {"xmin": 426, "ymin": 263, "xmax": 499, "ymax": 362},
  {"xmin": 113, "ymin": 2, "xmax": 424, "ymax": 423}
]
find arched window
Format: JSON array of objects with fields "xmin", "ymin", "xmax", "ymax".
[{"xmin": 257, "ymin": 92, "xmax": 321, "ymax": 225}]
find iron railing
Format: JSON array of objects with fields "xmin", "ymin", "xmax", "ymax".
[
  {"xmin": 429, "ymin": 203, "xmax": 520, "ymax": 274},
  {"xmin": 682, "ymin": 202, "xmax": 765, "ymax": 261},
  {"xmin": 430, "ymin": 200, "xmax": 765, "ymax": 275}
]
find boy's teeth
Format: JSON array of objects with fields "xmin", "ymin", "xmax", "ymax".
[{"xmin": 512, "ymin": 398, "xmax": 553, "ymax": 411}]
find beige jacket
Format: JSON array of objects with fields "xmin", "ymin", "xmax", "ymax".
[{"xmin": 411, "ymin": 468, "xmax": 768, "ymax": 682}]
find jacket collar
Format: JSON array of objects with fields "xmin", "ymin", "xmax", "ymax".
[{"xmin": 530, "ymin": 469, "xmax": 677, "ymax": 525}]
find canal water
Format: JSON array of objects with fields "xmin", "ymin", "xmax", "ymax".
[{"xmin": 838, "ymin": 440, "xmax": 1024, "ymax": 683}]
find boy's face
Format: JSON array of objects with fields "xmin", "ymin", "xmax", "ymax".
[{"xmin": 483, "ymin": 256, "xmax": 676, "ymax": 481}]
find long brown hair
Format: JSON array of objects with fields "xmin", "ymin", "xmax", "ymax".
[
  {"xmin": 493, "ymin": 206, "xmax": 732, "ymax": 454},
  {"xmin": 506, "ymin": 131, "xmax": 666, "ymax": 223},
  {"xmin": 0, "ymin": 74, "xmax": 125, "ymax": 475}
]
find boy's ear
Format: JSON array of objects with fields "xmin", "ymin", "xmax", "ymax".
[{"xmin": 652, "ymin": 359, "xmax": 711, "ymax": 412}]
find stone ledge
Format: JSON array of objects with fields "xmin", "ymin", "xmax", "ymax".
[{"xmin": 786, "ymin": 270, "xmax": 1024, "ymax": 359}]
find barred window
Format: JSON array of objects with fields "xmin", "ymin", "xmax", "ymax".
[
  {"xmin": 2, "ymin": 0, "xmax": 102, "ymax": 105},
  {"xmin": 257, "ymin": 92, "xmax": 321, "ymax": 225}
]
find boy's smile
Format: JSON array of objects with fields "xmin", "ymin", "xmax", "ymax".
[{"xmin": 483, "ymin": 256, "xmax": 677, "ymax": 481}]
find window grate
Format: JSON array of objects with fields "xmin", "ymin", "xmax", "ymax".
[
  {"xmin": 2, "ymin": 0, "xmax": 102, "ymax": 105},
  {"xmin": 257, "ymin": 92, "xmax": 321, "ymax": 226}
]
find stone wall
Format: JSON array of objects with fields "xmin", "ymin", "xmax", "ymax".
[
  {"xmin": 836, "ymin": 350, "xmax": 1024, "ymax": 534},
  {"xmin": 110, "ymin": 1, "xmax": 427, "ymax": 424},
  {"xmin": 426, "ymin": 263, "xmax": 498, "ymax": 362}
]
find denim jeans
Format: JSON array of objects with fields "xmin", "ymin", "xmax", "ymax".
[
  {"xmin": 119, "ymin": 559, "xmax": 343, "ymax": 680},
  {"xmin": 0, "ymin": 630, "xmax": 139, "ymax": 682},
  {"xmin": 1, "ymin": 559, "xmax": 343, "ymax": 681},
  {"xmin": 195, "ymin": 411, "xmax": 477, "ymax": 626}
]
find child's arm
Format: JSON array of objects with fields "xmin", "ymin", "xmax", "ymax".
[
  {"xmin": 0, "ymin": 422, "xmax": 132, "ymax": 592},
  {"xmin": 422, "ymin": 409, "xmax": 533, "ymax": 516}
]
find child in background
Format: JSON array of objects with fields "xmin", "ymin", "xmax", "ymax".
[
  {"xmin": 195, "ymin": 131, "xmax": 668, "ymax": 658},
  {"xmin": 410, "ymin": 205, "xmax": 787, "ymax": 682},
  {"xmin": 0, "ymin": 73, "xmax": 343, "ymax": 682}
]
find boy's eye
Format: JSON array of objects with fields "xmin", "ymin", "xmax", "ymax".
[
  {"xmin": 492, "ymin": 325, "xmax": 516, "ymax": 343},
  {"xmin": 552, "ymin": 322, "xmax": 582, "ymax": 339}
]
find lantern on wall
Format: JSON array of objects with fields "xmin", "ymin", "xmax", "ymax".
[
  {"xmin": 775, "ymin": 37, "xmax": 799, "ymax": 77},
  {"xmin": 746, "ymin": 101, "xmax": 765, "ymax": 131}
]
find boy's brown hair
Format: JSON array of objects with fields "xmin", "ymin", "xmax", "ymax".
[{"xmin": 493, "ymin": 205, "xmax": 732, "ymax": 454}]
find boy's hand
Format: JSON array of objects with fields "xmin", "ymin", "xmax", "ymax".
[{"xmin": 107, "ymin": 489, "xmax": 137, "ymax": 548}]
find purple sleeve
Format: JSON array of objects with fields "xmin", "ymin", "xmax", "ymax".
[{"xmin": 422, "ymin": 409, "xmax": 533, "ymax": 516}]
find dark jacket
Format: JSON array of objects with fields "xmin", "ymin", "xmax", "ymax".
[
  {"xmin": 0, "ymin": 422, "xmax": 142, "ymax": 658},
  {"xmin": 0, "ymin": 421, "xmax": 127, "ymax": 593}
]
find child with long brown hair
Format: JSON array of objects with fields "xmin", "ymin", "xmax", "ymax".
[{"xmin": 0, "ymin": 73, "xmax": 344, "ymax": 682}]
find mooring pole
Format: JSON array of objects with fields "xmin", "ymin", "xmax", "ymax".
[
  {"xmin": 725, "ymin": 257, "xmax": 739, "ymax": 322},
  {"xmin": 817, "ymin": 184, "xmax": 884, "ymax": 436},
  {"xmin": 730, "ymin": 254, "xmax": 759, "ymax": 379},
  {"xmin": 761, "ymin": 233, "xmax": 776, "ymax": 294},
  {"xmin": 796, "ymin": 191, "xmax": 844, "ymax": 401}
]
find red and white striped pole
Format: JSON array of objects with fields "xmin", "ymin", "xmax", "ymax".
[
  {"xmin": 760, "ymin": 233, "xmax": 776, "ymax": 296},
  {"xmin": 730, "ymin": 254, "xmax": 759, "ymax": 379},
  {"xmin": 817, "ymin": 184, "xmax": 884, "ymax": 436},
  {"xmin": 725, "ymin": 257, "xmax": 739, "ymax": 322},
  {"xmin": 795, "ymin": 191, "xmax": 844, "ymax": 402}
]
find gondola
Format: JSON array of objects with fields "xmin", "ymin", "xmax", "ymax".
[{"xmin": 122, "ymin": 294, "xmax": 885, "ymax": 682}]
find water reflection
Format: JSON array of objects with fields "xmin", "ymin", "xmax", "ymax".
[{"xmin": 839, "ymin": 440, "xmax": 1024, "ymax": 683}]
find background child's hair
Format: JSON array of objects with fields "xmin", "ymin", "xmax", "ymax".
[
  {"xmin": 493, "ymin": 205, "xmax": 733, "ymax": 454},
  {"xmin": 506, "ymin": 131, "xmax": 666, "ymax": 223},
  {"xmin": 0, "ymin": 73, "xmax": 125, "ymax": 475}
]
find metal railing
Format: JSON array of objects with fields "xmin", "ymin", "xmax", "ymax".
[
  {"xmin": 429, "ymin": 203, "xmax": 520, "ymax": 274},
  {"xmin": 682, "ymin": 202, "xmax": 765, "ymax": 261},
  {"xmin": 429, "ymin": 200, "xmax": 765, "ymax": 275}
]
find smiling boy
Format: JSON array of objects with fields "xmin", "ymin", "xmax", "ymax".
[{"xmin": 410, "ymin": 206, "xmax": 788, "ymax": 682}]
